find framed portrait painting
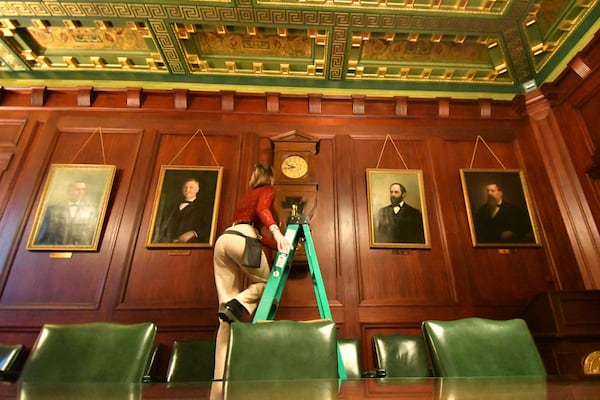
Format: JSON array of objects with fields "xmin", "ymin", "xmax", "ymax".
[
  {"xmin": 460, "ymin": 168, "xmax": 541, "ymax": 247},
  {"xmin": 366, "ymin": 168, "xmax": 430, "ymax": 249},
  {"xmin": 147, "ymin": 166, "xmax": 223, "ymax": 248},
  {"xmin": 27, "ymin": 164, "xmax": 117, "ymax": 251}
]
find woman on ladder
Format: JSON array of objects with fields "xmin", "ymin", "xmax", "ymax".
[{"xmin": 212, "ymin": 162, "xmax": 291, "ymax": 380}]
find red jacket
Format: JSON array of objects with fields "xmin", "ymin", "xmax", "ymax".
[{"xmin": 231, "ymin": 185, "xmax": 278, "ymax": 249}]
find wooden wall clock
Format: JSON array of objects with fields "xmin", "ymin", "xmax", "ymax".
[{"xmin": 270, "ymin": 130, "xmax": 320, "ymax": 266}]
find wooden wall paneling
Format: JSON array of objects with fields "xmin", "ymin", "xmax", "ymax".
[
  {"xmin": 43, "ymin": 88, "xmax": 78, "ymax": 108},
  {"xmin": 425, "ymin": 136, "xmax": 470, "ymax": 314},
  {"xmin": 350, "ymin": 135, "xmax": 456, "ymax": 310},
  {"xmin": 277, "ymin": 94, "xmax": 308, "ymax": 114},
  {"xmin": 137, "ymin": 90, "xmax": 174, "ymax": 110},
  {"xmin": 119, "ymin": 131, "xmax": 242, "ymax": 311},
  {"xmin": 0, "ymin": 125, "xmax": 143, "ymax": 313},
  {"xmin": 0, "ymin": 116, "xmax": 33, "ymax": 215},
  {"xmin": 363, "ymin": 97, "xmax": 395, "ymax": 116},
  {"xmin": 0, "ymin": 115, "xmax": 59, "ymax": 319},
  {"xmin": 443, "ymin": 138, "xmax": 555, "ymax": 309},
  {"xmin": 320, "ymin": 97, "xmax": 353, "ymax": 115},
  {"xmin": 83, "ymin": 89, "xmax": 128, "ymax": 108},
  {"xmin": 576, "ymin": 91, "xmax": 600, "ymax": 150},
  {"xmin": 188, "ymin": 92, "xmax": 223, "ymax": 112},
  {"xmin": 526, "ymin": 91, "xmax": 600, "ymax": 289},
  {"xmin": 334, "ymin": 135, "xmax": 361, "ymax": 338},
  {"xmin": 516, "ymin": 123, "xmax": 584, "ymax": 291},
  {"xmin": 553, "ymin": 85, "xmax": 600, "ymax": 217}
]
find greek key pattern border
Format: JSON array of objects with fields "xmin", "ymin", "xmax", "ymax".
[
  {"xmin": 0, "ymin": 0, "xmax": 562, "ymax": 85},
  {"xmin": 0, "ymin": 3, "xmax": 504, "ymax": 32},
  {"xmin": 149, "ymin": 19, "xmax": 186, "ymax": 74}
]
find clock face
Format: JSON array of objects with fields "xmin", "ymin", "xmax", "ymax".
[{"xmin": 281, "ymin": 155, "xmax": 308, "ymax": 179}]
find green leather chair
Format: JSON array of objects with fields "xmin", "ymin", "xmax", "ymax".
[
  {"xmin": 372, "ymin": 334, "xmax": 431, "ymax": 377},
  {"xmin": 338, "ymin": 337, "xmax": 363, "ymax": 379},
  {"xmin": 0, "ymin": 343, "xmax": 23, "ymax": 381},
  {"xmin": 223, "ymin": 320, "xmax": 339, "ymax": 381},
  {"xmin": 143, "ymin": 344, "xmax": 161, "ymax": 382},
  {"xmin": 19, "ymin": 322, "xmax": 157, "ymax": 383},
  {"xmin": 166, "ymin": 339, "xmax": 216, "ymax": 382},
  {"xmin": 421, "ymin": 317, "xmax": 547, "ymax": 377}
]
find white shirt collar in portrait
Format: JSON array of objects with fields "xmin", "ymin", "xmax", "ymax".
[{"xmin": 179, "ymin": 197, "xmax": 196, "ymax": 210}]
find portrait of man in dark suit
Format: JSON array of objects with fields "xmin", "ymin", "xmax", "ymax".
[
  {"xmin": 375, "ymin": 183, "xmax": 425, "ymax": 244},
  {"xmin": 148, "ymin": 166, "xmax": 223, "ymax": 248},
  {"xmin": 367, "ymin": 169, "xmax": 430, "ymax": 249},
  {"xmin": 27, "ymin": 164, "xmax": 117, "ymax": 251},
  {"xmin": 461, "ymin": 169, "xmax": 540, "ymax": 247},
  {"xmin": 35, "ymin": 180, "xmax": 99, "ymax": 246},
  {"xmin": 156, "ymin": 177, "xmax": 211, "ymax": 243}
]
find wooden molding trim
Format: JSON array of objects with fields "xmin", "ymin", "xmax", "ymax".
[
  {"xmin": 479, "ymin": 99, "xmax": 492, "ymax": 118},
  {"xmin": 174, "ymin": 89, "xmax": 188, "ymax": 110},
  {"xmin": 571, "ymin": 57, "xmax": 592, "ymax": 80},
  {"xmin": 438, "ymin": 98, "xmax": 450, "ymax": 118},
  {"xmin": 394, "ymin": 96, "xmax": 408, "ymax": 117},
  {"xmin": 266, "ymin": 92, "xmax": 280, "ymax": 113},
  {"xmin": 221, "ymin": 91, "xmax": 235, "ymax": 112},
  {"xmin": 352, "ymin": 95, "xmax": 365, "ymax": 115},
  {"xmin": 308, "ymin": 94, "xmax": 321, "ymax": 114},
  {"xmin": 31, "ymin": 86, "xmax": 46, "ymax": 106},
  {"xmin": 126, "ymin": 88, "xmax": 141, "ymax": 108},
  {"xmin": 77, "ymin": 87, "xmax": 92, "ymax": 107}
]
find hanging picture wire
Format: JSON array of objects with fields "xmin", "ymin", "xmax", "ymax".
[
  {"xmin": 69, "ymin": 127, "xmax": 108, "ymax": 164},
  {"xmin": 169, "ymin": 129, "xmax": 220, "ymax": 166},
  {"xmin": 375, "ymin": 134, "xmax": 409, "ymax": 169},
  {"xmin": 469, "ymin": 135, "xmax": 506, "ymax": 169}
]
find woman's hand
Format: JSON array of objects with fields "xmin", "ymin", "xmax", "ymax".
[{"xmin": 270, "ymin": 225, "xmax": 291, "ymax": 254}]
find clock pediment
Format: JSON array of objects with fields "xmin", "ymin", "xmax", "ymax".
[{"xmin": 270, "ymin": 130, "xmax": 320, "ymax": 155}]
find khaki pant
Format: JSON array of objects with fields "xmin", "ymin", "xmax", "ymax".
[{"xmin": 212, "ymin": 224, "xmax": 270, "ymax": 379}]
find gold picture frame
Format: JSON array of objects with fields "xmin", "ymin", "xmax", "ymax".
[
  {"xmin": 146, "ymin": 166, "xmax": 223, "ymax": 248},
  {"xmin": 460, "ymin": 168, "xmax": 541, "ymax": 247},
  {"xmin": 366, "ymin": 168, "xmax": 430, "ymax": 249},
  {"xmin": 27, "ymin": 164, "xmax": 117, "ymax": 251}
]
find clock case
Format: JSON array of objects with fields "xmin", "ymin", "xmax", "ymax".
[{"xmin": 271, "ymin": 130, "xmax": 320, "ymax": 267}]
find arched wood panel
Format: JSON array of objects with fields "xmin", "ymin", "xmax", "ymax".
[
  {"xmin": 0, "ymin": 126, "xmax": 143, "ymax": 308},
  {"xmin": 350, "ymin": 135, "xmax": 456, "ymax": 306},
  {"xmin": 120, "ymin": 131, "xmax": 243, "ymax": 308},
  {"xmin": 439, "ymin": 138, "xmax": 556, "ymax": 307}
]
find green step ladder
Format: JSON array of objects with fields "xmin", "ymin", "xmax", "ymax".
[{"xmin": 252, "ymin": 216, "xmax": 347, "ymax": 379}]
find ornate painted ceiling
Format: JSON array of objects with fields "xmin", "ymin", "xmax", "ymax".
[{"xmin": 0, "ymin": 0, "xmax": 598, "ymax": 99}]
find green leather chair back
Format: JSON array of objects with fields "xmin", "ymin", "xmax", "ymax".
[
  {"xmin": 224, "ymin": 320, "xmax": 338, "ymax": 381},
  {"xmin": 338, "ymin": 338, "xmax": 363, "ymax": 379},
  {"xmin": 166, "ymin": 339, "xmax": 216, "ymax": 382},
  {"xmin": 422, "ymin": 318, "xmax": 547, "ymax": 377},
  {"xmin": 19, "ymin": 322, "xmax": 157, "ymax": 383},
  {"xmin": 372, "ymin": 334, "xmax": 431, "ymax": 377},
  {"xmin": 0, "ymin": 343, "xmax": 23, "ymax": 372},
  {"xmin": 0, "ymin": 343, "xmax": 23, "ymax": 381}
]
